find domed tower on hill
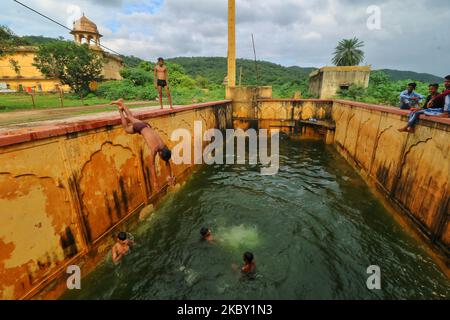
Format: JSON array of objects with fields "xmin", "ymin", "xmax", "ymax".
[{"xmin": 71, "ymin": 14, "xmax": 103, "ymax": 49}]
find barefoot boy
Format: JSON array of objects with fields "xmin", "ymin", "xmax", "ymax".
[{"xmin": 154, "ymin": 57, "xmax": 173, "ymax": 110}]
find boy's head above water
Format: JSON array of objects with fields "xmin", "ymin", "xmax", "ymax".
[
  {"xmin": 243, "ymin": 251, "xmax": 254, "ymax": 264},
  {"xmin": 241, "ymin": 252, "xmax": 256, "ymax": 274},
  {"xmin": 117, "ymin": 232, "xmax": 127, "ymax": 242},
  {"xmin": 200, "ymin": 227, "xmax": 212, "ymax": 241}
]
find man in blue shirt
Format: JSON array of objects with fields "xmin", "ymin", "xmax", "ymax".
[{"xmin": 399, "ymin": 83, "xmax": 424, "ymax": 110}]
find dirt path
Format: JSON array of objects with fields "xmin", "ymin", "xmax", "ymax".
[{"xmin": 0, "ymin": 101, "xmax": 158, "ymax": 127}]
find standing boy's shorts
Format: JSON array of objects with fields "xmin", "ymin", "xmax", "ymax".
[{"xmin": 157, "ymin": 80, "xmax": 167, "ymax": 88}]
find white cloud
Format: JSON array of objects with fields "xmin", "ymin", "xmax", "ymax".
[
  {"xmin": 302, "ymin": 32, "xmax": 322, "ymax": 41},
  {"xmin": 1, "ymin": 0, "xmax": 449, "ymax": 76}
]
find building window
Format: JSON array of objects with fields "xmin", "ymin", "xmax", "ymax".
[
  {"xmin": 340, "ymin": 84, "xmax": 350, "ymax": 91},
  {"xmin": 37, "ymin": 83, "xmax": 43, "ymax": 92}
]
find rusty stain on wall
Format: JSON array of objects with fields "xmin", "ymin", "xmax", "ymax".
[
  {"xmin": 255, "ymin": 98, "xmax": 449, "ymax": 258},
  {"xmin": 0, "ymin": 101, "xmax": 231, "ymax": 300}
]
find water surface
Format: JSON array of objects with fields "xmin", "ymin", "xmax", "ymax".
[{"xmin": 63, "ymin": 140, "xmax": 450, "ymax": 300}]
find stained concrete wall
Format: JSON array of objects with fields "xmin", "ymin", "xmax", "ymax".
[
  {"xmin": 331, "ymin": 100, "xmax": 449, "ymax": 254},
  {"xmin": 252, "ymin": 97, "xmax": 449, "ymax": 258},
  {"xmin": 226, "ymin": 89, "xmax": 449, "ymax": 256},
  {"xmin": 257, "ymin": 98, "xmax": 449, "ymax": 257},
  {"xmin": 226, "ymin": 86, "xmax": 273, "ymax": 130},
  {"xmin": 0, "ymin": 101, "xmax": 232, "ymax": 300},
  {"xmin": 309, "ymin": 66, "xmax": 371, "ymax": 99}
]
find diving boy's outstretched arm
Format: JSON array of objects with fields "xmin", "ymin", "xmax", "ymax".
[
  {"xmin": 148, "ymin": 152, "xmax": 160, "ymax": 192},
  {"xmin": 166, "ymin": 161, "xmax": 175, "ymax": 186}
]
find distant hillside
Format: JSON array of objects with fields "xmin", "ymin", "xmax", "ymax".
[
  {"xmin": 15, "ymin": 36, "xmax": 443, "ymax": 85},
  {"xmin": 378, "ymin": 69, "xmax": 442, "ymax": 84},
  {"xmin": 168, "ymin": 57, "xmax": 444, "ymax": 86},
  {"xmin": 121, "ymin": 55, "xmax": 144, "ymax": 68},
  {"xmin": 167, "ymin": 57, "xmax": 315, "ymax": 86}
]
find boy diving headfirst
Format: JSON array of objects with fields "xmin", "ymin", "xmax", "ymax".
[{"xmin": 111, "ymin": 99, "xmax": 175, "ymax": 191}]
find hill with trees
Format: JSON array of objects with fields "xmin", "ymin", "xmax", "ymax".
[
  {"xmin": 1, "ymin": 31, "xmax": 445, "ymax": 107},
  {"xmin": 378, "ymin": 69, "xmax": 442, "ymax": 84}
]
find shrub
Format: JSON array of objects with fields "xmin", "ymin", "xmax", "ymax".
[
  {"xmin": 97, "ymin": 80, "xmax": 158, "ymax": 101},
  {"xmin": 97, "ymin": 80, "xmax": 140, "ymax": 100},
  {"xmin": 120, "ymin": 67, "xmax": 152, "ymax": 86}
]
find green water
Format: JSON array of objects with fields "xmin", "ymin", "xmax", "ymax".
[{"xmin": 63, "ymin": 140, "xmax": 450, "ymax": 300}]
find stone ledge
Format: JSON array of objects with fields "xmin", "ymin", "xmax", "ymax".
[
  {"xmin": 0, "ymin": 100, "xmax": 231, "ymax": 148},
  {"xmin": 257, "ymin": 98, "xmax": 450, "ymax": 126}
]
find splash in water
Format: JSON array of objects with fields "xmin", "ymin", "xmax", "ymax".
[{"xmin": 218, "ymin": 225, "xmax": 261, "ymax": 251}]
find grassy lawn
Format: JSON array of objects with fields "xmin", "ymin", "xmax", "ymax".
[
  {"xmin": 0, "ymin": 93, "xmax": 117, "ymax": 112},
  {"xmin": 0, "ymin": 93, "xmax": 220, "ymax": 113}
]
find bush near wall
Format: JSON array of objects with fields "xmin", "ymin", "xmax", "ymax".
[{"xmin": 337, "ymin": 71, "xmax": 437, "ymax": 107}]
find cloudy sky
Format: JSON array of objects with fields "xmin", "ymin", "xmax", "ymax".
[{"xmin": 2, "ymin": 0, "xmax": 449, "ymax": 76}]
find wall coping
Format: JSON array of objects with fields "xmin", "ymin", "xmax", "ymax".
[
  {"xmin": 257, "ymin": 98, "xmax": 334, "ymax": 103},
  {"xmin": 257, "ymin": 98, "xmax": 450, "ymax": 126},
  {"xmin": 0, "ymin": 100, "xmax": 231, "ymax": 148}
]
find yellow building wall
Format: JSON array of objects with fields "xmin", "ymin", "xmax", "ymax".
[
  {"xmin": 101, "ymin": 54, "xmax": 123, "ymax": 80},
  {"xmin": 0, "ymin": 47, "xmax": 123, "ymax": 92}
]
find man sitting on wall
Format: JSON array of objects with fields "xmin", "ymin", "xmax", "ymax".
[
  {"xmin": 398, "ymin": 77, "xmax": 450, "ymax": 133},
  {"xmin": 398, "ymin": 83, "xmax": 442, "ymax": 133},
  {"xmin": 399, "ymin": 82, "xmax": 424, "ymax": 110},
  {"xmin": 427, "ymin": 75, "xmax": 450, "ymax": 112},
  {"xmin": 422, "ymin": 84, "xmax": 442, "ymax": 110},
  {"xmin": 111, "ymin": 99, "xmax": 175, "ymax": 191}
]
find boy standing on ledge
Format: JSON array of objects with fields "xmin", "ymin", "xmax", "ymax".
[{"xmin": 154, "ymin": 57, "xmax": 174, "ymax": 110}]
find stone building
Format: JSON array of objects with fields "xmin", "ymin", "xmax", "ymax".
[
  {"xmin": 0, "ymin": 15, "xmax": 123, "ymax": 92},
  {"xmin": 309, "ymin": 66, "xmax": 371, "ymax": 99}
]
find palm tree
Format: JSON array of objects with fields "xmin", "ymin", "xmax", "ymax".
[{"xmin": 332, "ymin": 38, "xmax": 365, "ymax": 66}]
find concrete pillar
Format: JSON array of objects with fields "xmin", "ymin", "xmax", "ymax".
[{"xmin": 227, "ymin": 0, "xmax": 236, "ymax": 87}]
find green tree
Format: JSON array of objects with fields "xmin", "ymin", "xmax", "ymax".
[
  {"xmin": 332, "ymin": 38, "xmax": 365, "ymax": 66},
  {"xmin": 0, "ymin": 25, "xmax": 29, "ymax": 56},
  {"xmin": 33, "ymin": 41, "xmax": 104, "ymax": 95},
  {"xmin": 0, "ymin": 25, "xmax": 30, "ymax": 75}
]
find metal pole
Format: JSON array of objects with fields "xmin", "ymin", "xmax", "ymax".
[{"xmin": 252, "ymin": 34, "xmax": 259, "ymax": 85}]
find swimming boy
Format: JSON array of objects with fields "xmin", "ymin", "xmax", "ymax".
[
  {"xmin": 154, "ymin": 57, "xmax": 173, "ymax": 110},
  {"xmin": 112, "ymin": 232, "xmax": 134, "ymax": 264},
  {"xmin": 111, "ymin": 99, "xmax": 175, "ymax": 190},
  {"xmin": 200, "ymin": 227, "xmax": 213, "ymax": 242},
  {"xmin": 241, "ymin": 252, "xmax": 256, "ymax": 274}
]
